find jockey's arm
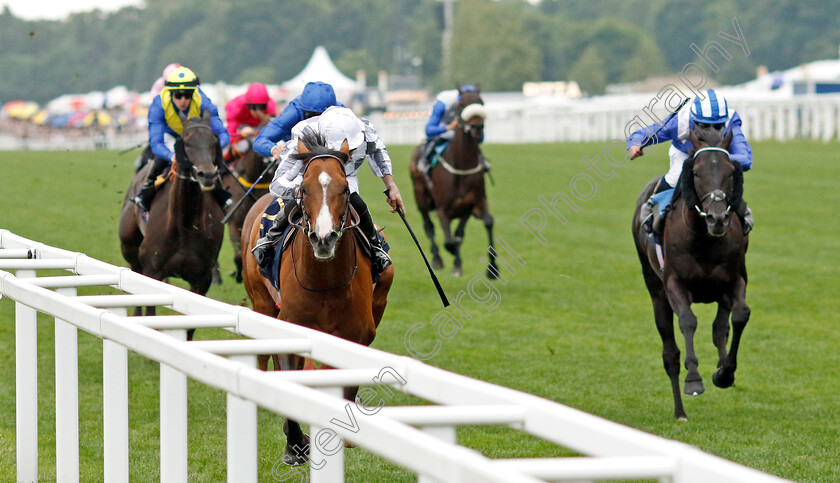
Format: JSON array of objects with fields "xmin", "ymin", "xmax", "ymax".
[
  {"xmin": 268, "ymin": 142, "xmax": 302, "ymax": 199},
  {"xmin": 147, "ymin": 100, "xmax": 173, "ymax": 160},
  {"xmin": 254, "ymin": 106, "xmax": 301, "ymax": 158},
  {"xmin": 425, "ymin": 101, "xmax": 448, "ymax": 138},
  {"xmin": 381, "ymin": 174, "xmax": 404, "ymax": 214},
  {"xmin": 727, "ymin": 114, "xmax": 753, "ymax": 171},
  {"xmin": 626, "ymin": 115, "xmax": 680, "ymax": 159}
]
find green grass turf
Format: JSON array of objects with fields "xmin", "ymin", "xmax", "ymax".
[{"xmin": 0, "ymin": 140, "xmax": 837, "ymax": 482}]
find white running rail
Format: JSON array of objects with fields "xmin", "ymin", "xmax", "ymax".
[{"xmin": 0, "ymin": 229, "xmax": 789, "ymax": 483}]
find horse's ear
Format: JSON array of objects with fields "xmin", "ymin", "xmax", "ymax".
[
  {"xmin": 339, "ymin": 139, "xmax": 350, "ymax": 156},
  {"xmin": 177, "ymin": 109, "xmax": 188, "ymax": 123},
  {"xmin": 297, "ymin": 138, "xmax": 310, "ymax": 155},
  {"xmin": 720, "ymin": 129, "xmax": 733, "ymax": 150},
  {"xmin": 689, "ymin": 128, "xmax": 701, "ymax": 149}
]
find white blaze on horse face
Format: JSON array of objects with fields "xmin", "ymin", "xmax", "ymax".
[{"xmin": 315, "ymin": 171, "xmax": 334, "ymax": 240}]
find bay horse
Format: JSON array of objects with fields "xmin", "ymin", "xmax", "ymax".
[
  {"xmin": 220, "ymin": 119, "xmax": 276, "ymax": 282},
  {"xmin": 409, "ymin": 86, "xmax": 498, "ymax": 278},
  {"xmin": 632, "ymin": 127, "xmax": 750, "ymax": 420},
  {"xmin": 241, "ymin": 131, "xmax": 394, "ymax": 465},
  {"xmin": 118, "ymin": 111, "xmax": 225, "ymax": 339}
]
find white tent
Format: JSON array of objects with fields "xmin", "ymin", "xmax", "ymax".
[{"xmin": 281, "ymin": 46, "xmax": 360, "ymax": 102}]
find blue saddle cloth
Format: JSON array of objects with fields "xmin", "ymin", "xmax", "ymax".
[
  {"xmin": 257, "ymin": 199, "xmax": 390, "ymax": 289},
  {"xmin": 651, "ymin": 188, "xmax": 675, "ymax": 216},
  {"xmin": 430, "ymin": 140, "xmax": 450, "ymax": 167}
]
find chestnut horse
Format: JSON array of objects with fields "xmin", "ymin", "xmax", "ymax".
[
  {"xmin": 221, "ymin": 120, "xmax": 276, "ymax": 282},
  {"xmin": 241, "ymin": 131, "xmax": 394, "ymax": 465},
  {"xmin": 119, "ymin": 111, "xmax": 225, "ymax": 339},
  {"xmin": 632, "ymin": 128, "xmax": 750, "ymax": 420},
  {"xmin": 409, "ymin": 86, "xmax": 498, "ymax": 277}
]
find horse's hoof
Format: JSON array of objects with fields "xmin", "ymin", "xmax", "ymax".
[
  {"xmin": 712, "ymin": 368, "xmax": 735, "ymax": 388},
  {"xmin": 684, "ymin": 379, "xmax": 705, "ymax": 396},
  {"xmin": 486, "ymin": 268, "xmax": 498, "ymax": 280},
  {"xmin": 452, "ymin": 267, "xmax": 463, "ymax": 277},
  {"xmin": 677, "ymin": 415, "xmax": 689, "ymax": 422},
  {"xmin": 283, "ymin": 434, "xmax": 310, "ymax": 466},
  {"xmin": 432, "ymin": 258, "xmax": 443, "ymax": 270},
  {"xmin": 282, "ymin": 451, "xmax": 309, "ymax": 467}
]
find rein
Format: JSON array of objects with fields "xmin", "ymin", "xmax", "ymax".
[
  {"xmin": 290, "ymin": 214, "xmax": 359, "ymax": 292},
  {"xmin": 690, "ymin": 147, "xmax": 733, "ymax": 218}
]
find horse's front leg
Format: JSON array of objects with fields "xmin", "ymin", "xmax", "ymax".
[
  {"xmin": 278, "ymin": 354, "xmax": 309, "ymax": 465},
  {"xmin": 420, "ymin": 209, "xmax": 443, "ymax": 270},
  {"xmin": 480, "ymin": 208, "xmax": 498, "ymax": 280},
  {"xmin": 450, "ymin": 217, "xmax": 469, "ymax": 277},
  {"xmin": 436, "ymin": 209, "xmax": 457, "ymax": 256},
  {"xmin": 665, "ymin": 278, "xmax": 704, "ymax": 396},
  {"xmin": 714, "ymin": 277, "xmax": 750, "ymax": 388},
  {"xmin": 711, "ymin": 302, "xmax": 732, "ymax": 384},
  {"xmin": 651, "ymin": 292, "xmax": 685, "ymax": 420}
]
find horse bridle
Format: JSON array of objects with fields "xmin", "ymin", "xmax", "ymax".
[
  {"xmin": 690, "ymin": 147, "xmax": 732, "ymax": 218},
  {"xmin": 290, "ymin": 154, "xmax": 360, "ymax": 238},
  {"xmin": 173, "ymin": 123, "xmax": 221, "ymax": 184}
]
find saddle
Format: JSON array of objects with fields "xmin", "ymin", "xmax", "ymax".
[{"xmin": 256, "ymin": 199, "xmax": 390, "ymax": 290}]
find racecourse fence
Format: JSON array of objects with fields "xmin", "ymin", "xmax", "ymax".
[
  {"xmin": 1, "ymin": 229, "xmax": 789, "ymax": 483},
  {"xmin": 370, "ymin": 93, "xmax": 840, "ymax": 145}
]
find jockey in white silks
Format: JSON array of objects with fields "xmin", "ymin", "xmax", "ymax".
[{"xmin": 251, "ymin": 106, "xmax": 405, "ymax": 274}]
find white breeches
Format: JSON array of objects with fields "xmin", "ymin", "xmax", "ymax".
[{"xmin": 665, "ymin": 145, "xmax": 690, "ymax": 187}]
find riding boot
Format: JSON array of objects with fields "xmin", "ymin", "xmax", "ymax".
[
  {"xmin": 640, "ymin": 197, "xmax": 656, "ymax": 234},
  {"xmin": 132, "ymin": 156, "xmax": 170, "ymax": 212},
  {"xmin": 251, "ymin": 199, "xmax": 296, "ymax": 266},
  {"xmin": 734, "ymin": 199, "xmax": 753, "ymax": 234},
  {"xmin": 211, "ymin": 184, "xmax": 233, "ymax": 212},
  {"xmin": 417, "ymin": 140, "xmax": 435, "ymax": 174},
  {"xmin": 480, "ymin": 152, "xmax": 492, "ymax": 172},
  {"xmin": 350, "ymin": 193, "xmax": 391, "ymax": 273}
]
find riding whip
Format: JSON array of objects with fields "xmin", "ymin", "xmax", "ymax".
[
  {"xmin": 640, "ymin": 97, "xmax": 690, "ymax": 148},
  {"xmin": 119, "ymin": 142, "xmax": 146, "ymax": 155},
  {"xmin": 384, "ymin": 189, "xmax": 449, "ymax": 307},
  {"xmin": 220, "ymin": 157, "xmax": 278, "ymax": 225}
]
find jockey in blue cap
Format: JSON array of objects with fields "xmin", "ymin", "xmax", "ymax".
[
  {"xmin": 253, "ymin": 81, "xmax": 343, "ymax": 160},
  {"xmin": 133, "ymin": 66, "xmax": 231, "ymax": 214},
  {"xmin": 418, "ymin": 85, "xmax": 488, "ymax": 173},
  {"xmin": 627, "ymin": 89, "xmax": 753, "ymax": 234}
]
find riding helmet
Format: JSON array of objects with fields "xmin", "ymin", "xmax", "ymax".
[{"xmin": 690, "ymin": 89, "xmax": 729, "ymax": 124}]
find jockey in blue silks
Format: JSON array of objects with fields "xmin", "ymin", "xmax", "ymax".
[
  {"xmin": 133, "ymin": 66, "xmax": 231, "ymax": 213},
  {"xmin": 251, "ymin": 106, "xmax": 404, "ymax": 275},
  {"xmin": 253, "ymin": 81, "xmax": 343, "ymax": 159},
  {"xmin": 627, "ymin": 89, "xmax": 754, "ymax": 234},
  {"xmin": 418, "ymin": 85, "xmax": 487, "ymax": 173}
]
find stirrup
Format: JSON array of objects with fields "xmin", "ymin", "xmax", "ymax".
[{"xmin": 371, "ymin": 246, "xmax": 391, "ymax": 273}]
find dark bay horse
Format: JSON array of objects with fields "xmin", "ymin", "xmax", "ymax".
[
  {"xmin": 119, "ymin": 111, "xmax": 225, "ymax": 338},
  {"xmin": 221, "ymin": 120, "xmax": 276, "ymax": 282},
  {"xmin": 632, "ymin": 128, "xmax": 750, "ymax": 420},
  {"xmin": 410, "ymin": 86, "xmax": 498, "ymax": 277},
  {"xmin": 241, "ymin": 132, "xmax": 394, "ymax": 465}
]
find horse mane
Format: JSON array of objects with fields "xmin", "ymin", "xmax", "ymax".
[{"xmin": 290, "ymin": 128, "xmax": 350, "ymax": 164}]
